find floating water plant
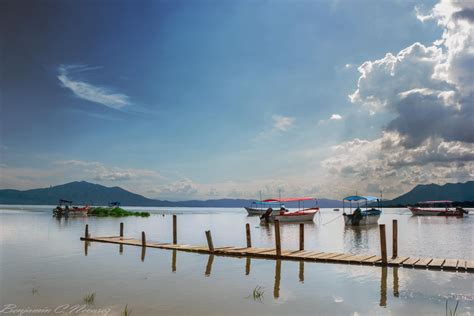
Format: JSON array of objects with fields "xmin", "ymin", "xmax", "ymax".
[
  {"xmin": 88, "ymin": 207, "xmax": 150, "ymax": 217},
  {"xmin": 247, "ymin": 286, "xmax": 264, "ymax": 302},
  {"xmin": 122, "ymin": 304, "xmax": 132, "ymax": 316},
  {"xmin": 446, "ymin": 300, "xmax": 459, "ymax": 316},
  {"xmin": 83, "ymin": 292, "xmax": 96, "ymax": 305}
]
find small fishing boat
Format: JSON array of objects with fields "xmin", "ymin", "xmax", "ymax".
[
  {"xmin": 260, "ymin": 197, "xmax": 319, "ymax": 223},
  {"xmin": 408, "ymin": 200, "xmax": 468, "ymax": 217},
  {"xmin": 245, "ymin": 201, "xmax": 283, "ymax": 216},
  {"xmin": 333, "ymin": 208, "xmax": 340, "ymax": 212},
  {"xmin": 342, "ymin": 195, "xmax": 382, "ymax": 226},
  {"xmin": 52, "ymin": 199, "xmax": 89, "ymax": 217}
]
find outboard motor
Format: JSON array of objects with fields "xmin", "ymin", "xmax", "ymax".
[
  {"xmin": 352, "ymin": 208, "xmax": 363, "ymax": 225},
  {"xmin": 260, "ymin": 208, "xmax": 273, "ymax": 223}
]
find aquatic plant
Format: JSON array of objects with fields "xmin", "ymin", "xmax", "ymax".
[
  {"xmin": 122, "ymin": 304, "xmax": 132, "ymax": 316},
  {"xmin": 247, "ymin": 286, "xmax": 265, "ymax": 302},
  {"xmin": 446, "ymin": 300, "xmax": 459, "ymax": 316},
  {"xmin": 83, "ymin": 292, "xmax": 96, "ymax": 305},
  {"xmin": 88, "ymin": 207, "xmax": 150, "ymax": 217},
  {"xmin": 31, "ymin": 287, "xmax": 38, "ymax": 295}
]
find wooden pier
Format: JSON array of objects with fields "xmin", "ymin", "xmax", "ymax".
[{"xmin": 81, "ymin": 218, "xmax": 473, "ymax": 273}]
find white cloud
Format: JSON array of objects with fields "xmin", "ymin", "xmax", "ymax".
[
  {"xmin": 330, "ymin": 114, "xmax": 342, "ymax": 120},
  {"xmin": 328, "ymin": 0, "xmax": 474, "ymax": 196},
  {"xmin": 57, "ymin": 65, "xmax": 131, "ymax": 109},
  {"xmin": 272, "ymin": 115, "xmax": 295, "ymax": 131},
  {"xmin": 54, "ymin": 160, "xmax": 160, "ymax": 182}
]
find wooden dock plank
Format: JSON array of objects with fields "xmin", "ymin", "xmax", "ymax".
[
  {"xmin": 388, "ymin": 256, "xmax": 410, "ymax": 265},
  {"xmin": 428, "ymin": 258, "xmax": 445, "ymax": 269},
  {"xmin": 362, "ymin": 256, "xmax": 382, "ymax": 264},
  {"xmin": 402, "ymin": 257, "xmax": 420, "ymax": 267},
  {"xmin": 443, "ymin": 259, "xmax": 459, "ymax": 270},
  {"xmin": 414, "ymin": 258, "xmax": 433, "ymax": 268},
  {"xmin": 349, "ymin": 255, "xmax": 375, "ymax": 263}
]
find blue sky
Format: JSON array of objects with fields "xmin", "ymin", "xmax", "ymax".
[{"xmin": 1, "ymin": 0, "xmax": 473, "ymax": 200}]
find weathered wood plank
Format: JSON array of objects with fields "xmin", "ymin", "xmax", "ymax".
[
  {"xmin": 465, "ymin": 260, "xmax": 474, "ymax": 272},
  {"xmin": 362, "ymin": 256, "xmax": 382, "ymax": 264},
  {"xmin": 428, "ymin": 258, "xmax": 445, "ymax": 269},
  {"xmin": 413, "ymin": 258, "xmax": 433, "ymax": 268},
  {"xmin": 402, "ymin": 257, "xmax": 420, "ymax": 267},
  {"xmin": 443, "ymin": 259, "xmax": 459, "ymax": 270},
  {"xmin": 388, "ymin": 256, "xmax": 410, "ymax": 265}
]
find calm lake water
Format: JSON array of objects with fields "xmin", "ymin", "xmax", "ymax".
[{"xmin": 0, "ymin": 205, "xmax": 473, "ymax": 315}]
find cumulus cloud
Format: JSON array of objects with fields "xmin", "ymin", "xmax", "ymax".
[
  {"xmin": 272, "ymin": 115, "xmax": 295, "ymax": 131},
  {"xmin": 329, "ymin": 0, "xmax": 474, "ymax": 195},
  {"xmin": 330, "ymin": 114, "xmax": 343, "ymax": 120},
  {"xmin": 58, "ymin": 65, "xmax": 131, "ymax": 109},
  {"xmin": 150, "ymin": 178, "xmax": 198, "ymax": 198}
]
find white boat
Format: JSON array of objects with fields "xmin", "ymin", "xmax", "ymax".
[
  {"xmin": 260, "ymin": 197, "xmax": 319, "ymax": 223},
  {"xmin": 342, "ymin": 195, "xmax": 382, "ymax": 226},
  {"xmin": 245, "ymin": 201, "xmax": 283, "ymax": 216}
]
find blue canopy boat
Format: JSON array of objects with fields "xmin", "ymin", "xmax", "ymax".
[{"xmin": 342, "ymin": 195, "xmax": 382, "ymax": 226}]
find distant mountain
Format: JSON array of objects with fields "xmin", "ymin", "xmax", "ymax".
[
  {"xmin": 0, "ymin": 181, "xmax": 343, "ymax": 207},
  {"xmin": 386, "ymin": 181, "xmax": 474, "ymax": 206}
]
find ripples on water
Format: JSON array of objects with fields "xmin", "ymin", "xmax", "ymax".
[{"xmin": 0, "ymin": 205, "xmax": 473, "ymax": 315}]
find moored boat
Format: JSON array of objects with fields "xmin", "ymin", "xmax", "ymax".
[
  {"xmin": 408, "ymin": 200, "xmax": 467, "ymax": 217},
  {"xmin": 342, "ymin": 195, "xmax": 382, "ymax": 226},
  {"xmin": 53, "ymin": 199, "xmax": 89, "ymax": 217},
  {"xmin": 260, "ymin": 197, "xmax": 319, "ymax": 223}
]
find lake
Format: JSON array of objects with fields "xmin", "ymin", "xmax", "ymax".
[{"xmin": 0, "ymin": 205, "xmax": 473, "ymax": 315}]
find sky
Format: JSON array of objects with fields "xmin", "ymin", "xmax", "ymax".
[{"xmin": 1, "ymin": 0, "xmax": 473, "ymax": 200}]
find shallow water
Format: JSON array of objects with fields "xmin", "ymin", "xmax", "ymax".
[{"xmin": 0, "ymin": 206, "xmax": 473, "ymax": 315}]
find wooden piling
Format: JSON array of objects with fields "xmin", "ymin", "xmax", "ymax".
[
  {"xmin": 299, "ymin": 223, "xmax": 304, "ymax": 251},
  {"xmin": 275, "ymin": 220, "xmax": 281, "ymax": 256},
  {"xmin": 120, "ymin": 222, "xmax": 124, "ymax": 238},
  {"xmin": 379, "ymin": 224, "xmax": 387, "ymax": 264},
  {"xmin": 205, "ymin": 230, "xmax": 214, "ymax": 253},
  {"xmin": 141, "ymin": 231, "xmax": 146, "ymax": 247},
  {"xmin": 173, "ymin": 215, "xmax": 177, "ymax": 245},
  {"xmin": 85, "ymin": 224, "xmax": 89, "ymax": 238},
  {"xmin": 392, "ymin": 219, "xmax": 398, "ymax": 259},
  {"xmin": 246, "ymin": 223, "xmax": 251, "ymax": 248}
]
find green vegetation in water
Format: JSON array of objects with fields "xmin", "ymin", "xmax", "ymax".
[
  {"xmin": 88, "ymin": 207, "xmax": 150, "ymax": 217},
  {"xmin": 31, "ymin": 288, "xmax": 38, "ymax": 295},
  {"xmin": 446, "ymin": 300, "xmax": 459, "ymax": 316},
  {"xmin": 247, "ymin": 286, "xmax": 264, "ymax": 302},
  {"xmin": 122, "ymin": 304, "xmax": 132, "ymax": 316},
  {"xmin": 83, "ymin": 292, "xmax": 96, "ymax": 305}
]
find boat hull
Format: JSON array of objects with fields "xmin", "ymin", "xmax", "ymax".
[
  {"xmin": 408, "ymin": 207, "xmax": 465, "ymax": 217},
  {"xmin": 245, "ymin": 207, "xmax": 276, "ymax": 216},
  {"xmin": 260, "ymin": 209, "xmax": 318, "ymax": 223},
  {"xmin": 343, "ymin": 209, "xmax": 381, "ymax": 226}
]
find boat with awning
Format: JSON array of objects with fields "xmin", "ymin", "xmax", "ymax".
[
  {"xmin": 260, "ymin": 197, "xmax": 319, "ymax": 223},
  {"xmin": 342, "ymin": 195, "xmax": 381, "ymax": 226},
  {"xmin": 408, "ymin": 200, "xmax": 467, "ymax": 217}
]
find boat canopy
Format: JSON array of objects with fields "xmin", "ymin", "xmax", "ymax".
[
  {"xmin": 263, "ymin": 197, "xmax": 315, "ymax": 203},
  {"xmin": 252, "ymin": 201, "xmax": 282, "ymax": 206},
  {"xmin": 343, "ymin": 195, "xmax": 379, "ymax": 202}
]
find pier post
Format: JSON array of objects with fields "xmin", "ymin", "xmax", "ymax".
[
  {"xmin": 173, "ymin": 215, "xmax": 177, "ymax": 245},
  {"xmin": 392, "ymin": 219, "xmax": 398, "ymax": 258},
  {"xmin": 205, "ymin": 230, "xmax": 214, "ymax": 253},
  {"xmin": 379, "ymin": 224, "xmax": 387, "ymax": 264},
  {"xmin": 275, "ymin": 220, "xmax": 281, "ymax": 256},
  {"xmin": 85, "ymin": 224, "xmax": 89, "ymax": 239},
  {"xmin": 120, "ymin": 222, "xmax": 124, "ymax": 239},
  {"xmin": 299, "ymin": 223, "xmax": 304, "ymax": 251},
  {"xmin": 246, "ymin": 223, "xmax": 252, "ymax": 248},
  {"xmin": 141, "ymin": 231, "xmax": 146, "ymax": 247}
]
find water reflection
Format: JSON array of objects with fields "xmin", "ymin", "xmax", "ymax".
[
  {"xmin": 84, "ymin": 240, "xmax": 89, "ymax": 256},
  {"xmin": 119, "ymin": 244, "xmax": 124, "ymax": 255},
  {"xmin": 172, "ymin": 250, "xmax": 177, "ymax": 273},
  {"xmin": 380, "ymin": 267, "xmax": 387, "ymax": 307},
  {"xmin": 245, "ymin": 257, "xmax": 250, "ymax": 275},
  {"xmin": 393, "ymin": 266, "xmax": 399, "ymax": 297},
  {"xmin": 141, "ymin": 246, "xmax": 146, "ymax": 262},
  {"xmin": 274, "ymin": 260, "xmax": 281, "ymax": 299},
  {"xmin": 205, "ymin": 255, "xmax": 214, "ymax": 277},
  {"xmin": 299, "ymin": 261, "xmax": 304, "ymax": 283}
]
